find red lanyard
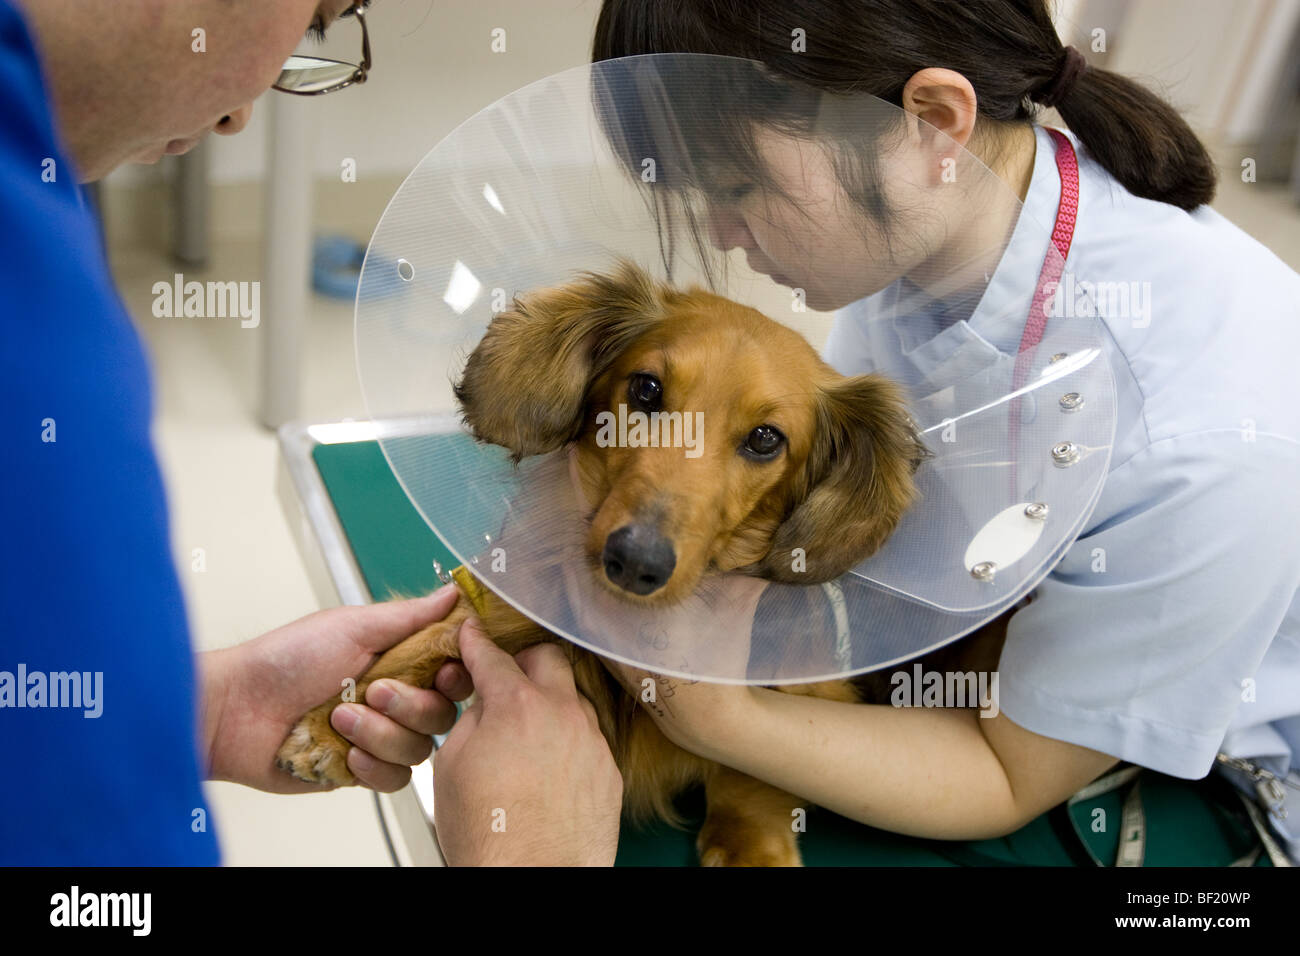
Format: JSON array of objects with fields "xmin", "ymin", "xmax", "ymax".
[
  {"xmin": 1008, "ymin": 128, "xmax": 1080, "ymax": 494},
  {"xmin": 1021, "ymin": 128, "xmax": 1080, "ymax": 352}
]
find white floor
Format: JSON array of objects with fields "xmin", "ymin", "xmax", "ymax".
[{"xmin": 105, "ymin": 153, "xmax": 1300, "ymax": 866}]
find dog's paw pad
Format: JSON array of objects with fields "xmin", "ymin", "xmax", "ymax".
[
  {"xmin": 696, "ymin": 821, "xmax": 802, "ymax": 867},
  {"xmin": 275, "ymin": 715, "xmax": 354, "ymax": 787}
]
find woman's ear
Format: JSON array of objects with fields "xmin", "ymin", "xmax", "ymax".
[
  {"xmin": 453, "ymin": 259, "xmax": 664, "ymax": 462},
  {"xmin": 757, "ymin": 373, "xmax": 931, "ymax": 583},
  {"xmin": 901, "ymin": 67, "xmax": 979, "ymax": 151}
]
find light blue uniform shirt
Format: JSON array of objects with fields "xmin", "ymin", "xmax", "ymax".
[{"xmin": 825, "ymin": 125, "xmax": 1300, "ymax": 861}]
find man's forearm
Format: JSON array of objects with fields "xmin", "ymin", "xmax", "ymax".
[{"xmin": 697, "ymin": 689, "xmax": 1030, "ymax": 841}]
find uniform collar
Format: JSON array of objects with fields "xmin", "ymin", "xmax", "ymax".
[
  {"xmin": 965, "ymin": 124, "xmax": 1075, "ymax": 355},
  {"xmin": 889, "ymin": 125, "xmax": 1074, "ymax": 386}
]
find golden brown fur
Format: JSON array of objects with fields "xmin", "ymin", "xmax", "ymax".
[{"xmin": 276, "ymin": 261, "xmax": 982, "ymax": 866}]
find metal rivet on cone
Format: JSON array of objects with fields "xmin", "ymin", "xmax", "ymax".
[{"xmin": 1052, "ymin": 440, "xmax": 1080, "ymax": 466}]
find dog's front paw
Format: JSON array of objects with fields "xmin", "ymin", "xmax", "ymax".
[
  {"xmin": 696, "ymin": 813, "xmax": 803, "ymax": 867},
  {"xmin": 275, "ymin": 702, "xmax": 354, "ymax": 787}
]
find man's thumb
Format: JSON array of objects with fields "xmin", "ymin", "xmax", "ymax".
[
  {"xmin": 457, "ymin": 617, "xmax": 522, "ymax": 693},
  {"xmin": 349, "ymin": 584, "xmax": 460, "ymax": 652}
]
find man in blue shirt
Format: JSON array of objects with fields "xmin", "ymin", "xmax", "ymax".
[{"xmin": 0, "ymin": 0, "xmax": 624, "ymax": 865}]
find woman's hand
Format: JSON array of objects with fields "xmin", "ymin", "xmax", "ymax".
[
  {"xmin": 558, "ymin": 441, "xmax": 765, "ymax": 755},
  {"xmin": 199, "ymin": 585, "xmax": 474, "ymax": 793},
  {"xmin": 581, "ymin": 572, "xmax": 769, "ymax": 757},
  {"xmin": 600, "ymin": 660, "xmax": 758, "ymax": 759}
]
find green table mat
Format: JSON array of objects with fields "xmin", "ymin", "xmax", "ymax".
[{"xmin": 310, "ymin": 437, "xmax": 1269, "ymax": 866}]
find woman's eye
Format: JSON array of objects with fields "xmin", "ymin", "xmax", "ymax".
[
  {"xmin": 708, "ymin": 182, "xmax": 752, "ymax": 204},
  {"xmin": 627, "ymin": 373, "xmax": 663, "ymax": 411},
  {"xmin": 307, "ymin": 18, "xmax": 327, "ymax": 41},
  {"xmin": 743, "ymin": 425, "xmax": 785, "ymax": 459}
]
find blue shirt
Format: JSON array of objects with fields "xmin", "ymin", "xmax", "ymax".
[
  {"xmin": 826, "ymin": 125, "xmax": 1300, "ymax": 861},
  {"xmin": 0, "ymin": 0, "xmax": 220, "ymax": 864}
]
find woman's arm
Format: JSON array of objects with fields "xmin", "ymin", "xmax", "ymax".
[
  {"xmin": 619, "ymin": 671, "xmax": 1118, "ymax": 840},
  {"xmin": 711, "ymin": 690, "xmax": 1118, "ymax": 840},
  {"xmin": 602, "ymin": 573, "xmax": 1117, "ymax": 840}
]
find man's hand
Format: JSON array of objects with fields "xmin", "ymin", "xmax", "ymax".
[
  {"xmin": 433, "ymin": 618, "xmax": 623, "ymax": 866},
  {"xmin": 200, "ymin": 585, "xmax": 473, "ymax": 793}
]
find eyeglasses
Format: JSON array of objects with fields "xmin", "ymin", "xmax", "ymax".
[{"xmin": 272, "ymin": 4, "xmax": 371, "ymax": 96}]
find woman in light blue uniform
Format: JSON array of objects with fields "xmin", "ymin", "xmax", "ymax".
[
  {"xmin": 593, "ymin": 0, "xmax": 1300, "ymax": 862},
  {"xmin": 824, "ymin": 121, "xmax": 1300, "ymax": 860}
]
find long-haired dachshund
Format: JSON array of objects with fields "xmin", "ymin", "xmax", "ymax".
[{"xmin": 277, "ymin": 260, "xmax": 968, "ymax": 866}]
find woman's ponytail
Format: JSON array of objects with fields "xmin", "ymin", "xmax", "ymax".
[{"xmin": 1039, "ymin": 48, "xmax": 1218, "ymax": 211}]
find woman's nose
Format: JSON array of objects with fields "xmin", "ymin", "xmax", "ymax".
[
  {"xmin": 213, "ymin": 105, "xmax": 254, "ymax": 136},
  {"xmin": 706, "ymin": 206, "xmax": 755, "ymax": 252}
]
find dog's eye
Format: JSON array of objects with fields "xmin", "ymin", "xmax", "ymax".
[
  {"xmin": 627, "ymin": 373, "xmax": 663, "ymax": 412},
  {"xmin": 742, "ymin": 425, "xmax": 785, "ymax": 460}
]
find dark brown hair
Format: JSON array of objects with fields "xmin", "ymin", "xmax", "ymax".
[{"xmin": 592, "ymin": 0, "xmax": 1217, "ymax": 212}]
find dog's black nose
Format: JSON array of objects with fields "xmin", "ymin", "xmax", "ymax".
[{"xmin": 602, "ymin": 524, "xmax": 676, "ymax": 596}]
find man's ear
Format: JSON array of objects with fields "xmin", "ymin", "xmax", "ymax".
[
  {"xmin": 453, "ymin": 259, "xmax": 665, "ymax": 462},
  {"xmin": 757, "ymin": 373, "xmax": 931, "ymax": 583}
]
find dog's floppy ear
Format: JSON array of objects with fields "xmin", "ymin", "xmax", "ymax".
[
  {"xmin": 453, "ymin": 260, "xmax": 664, "ymax": 462},
  {"xmin": 757, "ymin": 374, "xmax": 932, "ymax": 584}
]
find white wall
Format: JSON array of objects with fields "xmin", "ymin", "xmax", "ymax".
[
  {"xmin": 105, "ymin": 0, "xmax": 1299, "ymax": 193},
  {"xmin": 1063, "ymin": 0, "xmax": 1298, "ymax": 144},
  {"xmin": 110, "ymin": 0, "xmax": 604, "ymax": 188}
]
